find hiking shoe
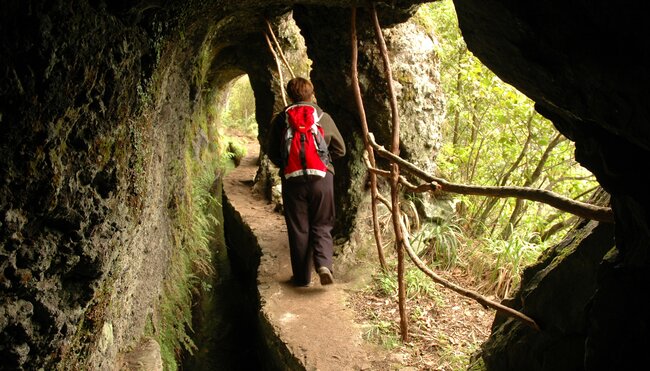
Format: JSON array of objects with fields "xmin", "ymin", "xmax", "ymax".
[{"xmin": 317, "ymin": 267, "xmax": 334, "ymax": 286}]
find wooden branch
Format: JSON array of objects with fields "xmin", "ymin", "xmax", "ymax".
[
  {"xmin": 368, "ymin": 133, "xmax": 614, "ymax": 223},
  {"xmin": 397, "ymin": 216, "xmax": 542, "ymax": 331},
  {"xmin": 376, "ymin": 193, "xmax": 391, "ymax": 209},
  {"xmin": 391, "ymin": 163, "xmax": 409, "ymax": 342},
  {"xmin": 541, "ymin": 215, "xmax": 578, "ymax": 242},
  {"xmin": 264, "ymin": 31, "xmax": 287, "ymax": 106},
  {"xmin": 265, "ymin": 19, "xmax": 295, "ymax": 79},
  {"xmin": 362, "ymin": 152, "xmax": 439, "ymax": 194},
  {"xmin": 401, "ymin": 179, "xmax": 439, "ymax": 193},
  {"xmin": 371, "ymin": 4, "xmax": 408, "ymax": 342},
  {"xmin": 472, "ymin": 115, "xmax": 534, "ymax": 235},
  {"xmin": 351, "ymin": 7, "xmax": 387, "ymax": 271},
  {"xmin": 371, "ymin": 3, "xmax": 400, "ymax": 156},
  {"xmin": 495, "ymin": 110, "xmax": 534, "ymax": 187}
]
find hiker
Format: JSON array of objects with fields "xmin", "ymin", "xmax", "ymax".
[{"xmin": 266, "ymin": 77, "xmax": 346, "ymax": 287}]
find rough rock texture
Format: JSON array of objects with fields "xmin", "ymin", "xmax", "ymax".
[
  {"xmin": 0, "ymin": 2, "xmax": 179, "ymax": 368},
  {"xmin": 292, "ymin": 5, "xmax": 443, "ymax": 236},
  {"xmin": 2, "ymin": 0, "xmax": 650, "ymax": 370},
  {"xmin": 0, "ymin": 0, "xmax": 280, "ymax": 368},
  {"xmin": 383, "ymin": 21, "xmax": 445, "ymax": 220},
  {"xmin": 453, "ymin": 0, "xmax": 650, "ymax": 369},
  {"xmin": 119, "ymin": 338, "xmax": 163, "ymax": 371}
]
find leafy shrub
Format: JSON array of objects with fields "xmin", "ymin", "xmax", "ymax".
[
  {"xmin": 411, "ymin": 218, "xmax": 465, "ymax": 270},
  {"xmin": 226, "ymin": 139, "xmax": 247, "ymax": 167}
]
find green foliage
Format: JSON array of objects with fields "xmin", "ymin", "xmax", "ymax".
[
  {"xmin": 214, "ymin": 74, "xmax": 257, "ymax": 171},
  {"xmin": 189, "ymin": 157, "xmax": 222, "ymax": 277},
  {"xmin": 362, "ymin": 311, "xmax": 401, "ymax": 349},
  {"xmin": 417, "ymin": 1, "xmax": 597, "ymax": 243},
  {"xmin": 485, "ymin": 236, "xmax": 544, "ymax": 297},
  {"xmin": 411, "ymin": 218, "xmax": 465, "ymax": 270},
  {"xmin": 373, "ymin": 269, "xmax": 398, "ymax": 298},
  {"xmin": 363, "ymin": 269, "xmax": 444, "ymax": 350},
  {"xmin": 408, "ymin": 0, "xmax": 601, "ymax": 297},
  {"xmin": 371, "ymin": 267, "xmax": 443, "ymax": 303},
  {"xmin": 438, "ymin": 339, "xmax": 481, "ymax": 371},
  {"xmin": 405, "ymin": 269, "xmax": 444, "ymax": 303},
  {"xmin": 156, "ymin": 148, "xmax": 221, "ymax": 370},
  {"xmin": 224, "ymin": 138, "xmax": 247, "ymax": 167}
]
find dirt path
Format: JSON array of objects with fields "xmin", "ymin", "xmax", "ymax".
[{"xmin": 223, "ymin": 143, "xmax": 387, "ymax": 370}]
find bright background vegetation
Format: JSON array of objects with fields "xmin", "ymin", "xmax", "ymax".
[{"xmin": 407, "ymin": 0, "xmax": 598, "ymax": 297}]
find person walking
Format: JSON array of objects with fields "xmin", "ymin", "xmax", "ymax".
[{"xmin": 266, "ymin": 77, "xmax": 346, "ymax": 287}]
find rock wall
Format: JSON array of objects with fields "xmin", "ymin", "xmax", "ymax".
[
  {"xmin": 453, "ymin": 0, "xmax": 650, "ymax": 369},
  {"xmin": 292, "ymin": 5, "xmax": 444, "ymax": 237},
  {"xmin": 0, "ymin": 0, "xmax": 213, "ymax": 368},
  {"xmin": 0, "ymin": 2, "xmax": 178, "ymax": 368},
  {"xmin": 479, "ymin": 219, "xmax": 615, "ymax": 370}
]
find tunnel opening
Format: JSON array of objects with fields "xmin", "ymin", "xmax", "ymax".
[{"xmin": 221, "ymin": 75, "xmax": 258, "ymax": 141}]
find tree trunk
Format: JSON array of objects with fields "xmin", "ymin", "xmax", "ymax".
[{"xmin": 471, "ymin": 111, "xmax": 535, "ymax": 237}]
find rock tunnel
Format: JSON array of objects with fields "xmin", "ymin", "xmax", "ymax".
[{"xmin": 1, "ymin": 0, "xmax": 648, "ymax": 370}]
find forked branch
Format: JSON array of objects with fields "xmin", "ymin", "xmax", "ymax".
[
  {"xmin": 351, "ymin": 7, "xmax": 388, "ymax": 271},
  {"xmin": 368, "ymin": 133, "xmax": 614, "ymax": 223},
  {"xmin": 372, "ymin": 181, "xmax": 542, "ymax": 331}
]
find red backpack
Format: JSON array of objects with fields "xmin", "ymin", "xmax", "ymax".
[{"xmin": 281, "ymin": 104, "xmax": 330, "ymax": 181}]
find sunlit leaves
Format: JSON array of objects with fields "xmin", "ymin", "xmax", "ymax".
[{"xmin": 416, "ymin": 1, "xmax": 598, "ymax": 245}]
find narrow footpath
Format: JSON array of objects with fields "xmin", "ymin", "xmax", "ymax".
[{"xmin": 222, "ymin": 143, "xmax": 387, "ymax": 371}]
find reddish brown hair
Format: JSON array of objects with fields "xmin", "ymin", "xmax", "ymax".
[{"xmin": 286, "ymin": 77, "xmax": 314, "ymax": 103}]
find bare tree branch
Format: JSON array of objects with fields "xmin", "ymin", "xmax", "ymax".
[
  {"xmin": 541, "ymin": 216, "xmax": 578, "ymax": 241},
  {"xmin": 371, "ymin": 3, "xmax": 408, "ymax": 342},
  {"xmin": 265, "ymin": 19, "xmax": 295, "ymax": 79},
  {"xmin": 368, "ymin": 133, "xmax": 614, "ymax": 223},
  {"xmin": 351, "ymin": 7, "xmax": 387, "ymax": 271},
  {"xmin": 501, "ymin": 132, "xmax": 566, "ymax": 240},
  {"xmin": 472, "ymin": 111, "xmax": 535, "ymax": 235},
  {"xmin": 264, "ymin": 32, "xmax": 287, "ymax": 106}
]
